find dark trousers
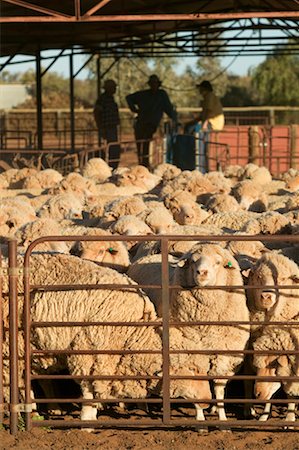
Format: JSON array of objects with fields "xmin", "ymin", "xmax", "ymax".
[
  {"xmin": 134, "ymin": 121, "xmax": 156, "ymax": 167},
  {"xmin": 98, "ymin": 126, "xmax": 120, "ymax": 169}
]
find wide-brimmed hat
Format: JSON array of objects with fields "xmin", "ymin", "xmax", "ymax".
[
  {"xmin": 148, "ymin": 74, "xmax": 162, "ymax": 85},
  {"xmin": 196, "ymin": 80, "xmax": 212, "ymax": 91}
]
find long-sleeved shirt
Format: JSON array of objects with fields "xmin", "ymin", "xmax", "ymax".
[
  {"xmin": 126, "ymin": 88, "xmax": 177, "ymax": 130},
  {"xmin": 93, "ymin": 92, "xmax": 120, "ymax": 131}
]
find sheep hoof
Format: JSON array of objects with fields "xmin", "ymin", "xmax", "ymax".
[
  {"xmin": 195, "ymin": 426, "xmax": 208, "ymax": 434},
  {"xmin": 259, "ymin": 414, "xmax": 269, "ymax": 422}
]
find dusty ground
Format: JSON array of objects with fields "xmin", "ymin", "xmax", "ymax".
[{"xmin": 1, "ymin": 427, "xmax": 299, "ymax": 450}]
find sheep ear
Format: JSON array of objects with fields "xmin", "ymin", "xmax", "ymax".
[
  {"xmin": 278, "ymin": 355, "xmax": 288, "ymax": 368},
  {"xmin": 177, "ymin": 257, "xmax": 190, "ymax": 268}
]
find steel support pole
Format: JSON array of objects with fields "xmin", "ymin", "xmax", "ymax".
[
  {"xmin": 36, "ymin": 50, "xmax": 43, "ymax": 150},
  {"xmin": 8, "ymin": 239, "xmax": 19, "ymax": 435},
  {"xmin": 96, "ymin": 55, "xmax": 101, "ymax": 98},
  {"xmin": 69, "ymin": 53, "xmax": 75, "ymax": 153},
  {"xmin": 161, "ymin": 238, "xmax": 170, "ymax": 424}
]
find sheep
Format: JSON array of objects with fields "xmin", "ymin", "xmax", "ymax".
[
  {"xmin": 226, "ymin": 238, "xmax": 267, "ymax": 271},
  {"xmin": 48, "ymin": 172, "xmax": 98, "ymax": 196},
  {"xmin": 160, "ymin": 170, "xmax": 215, "ymax": 200},
  {"xmin": 240, "ymin": 163, "xmax": 272, "ymax": 185},
  {"xmin": 0, "ymin": 201, "xmax": 37, "ymax": 237},
  {"xmin": 253, "ymin": 326, "xmax": 299, "ymax": 424},
  {"xmin": 170, "ymin": 243, "xmax": 250, "ymax": 423},
  {"xmin": 231, "ymin": 180, "xmax": 268, "ymax": 212},
  {"xmin": 172, "ymin": 201, "xmax": 211, "ymax": 226},
  {"xmin": 246, "ymin": 252, "xmax": 299, "ymax": 322},
  {"xmin": 223, "ymin": 164, "xmax": 244, "ymax": 182},
  {"xmin": 137, "ymin": 206, "xmax": 175, "ymax": 234},
  {"xmin": 112, "ymin": 165, "xmax": 161, "ymax": 192},
  {"xmin": 127, "ymin": 253, "xmax": 178, "ymax": 316},
  {"xmin": 82, "ymin": 157, "xmax": 112, "ymax": 183},
  {"xmin": 205, "ymin": 193, "xmax": 240, "ymax": 213},
  {"xmin": 285, "ymin": 192, "xmax": 299, "ymax": 211},
  {"xmin": 15, "ymin": 218, "xmax": 69, "ymax": 254},
  {"xmin": 204, "ymin": 171, "xmax": 233, "ymax": 194},
  {"xmin": 0, "ymin": 174, "xmax": 9, "ymax": 189},
  {"xmin": 131, "ymin": 224, "xmax": 224, "ymax": 263},
  {"xmin": 69, "ymin": 228, "xmax": 130, "ymax": 272},
  {"xmin": 109, "ymin": 215, "xmax": 153, "ymax": 250},
  {"xmin": 241, "ymin": 211, "xmax": 292, "ymax": 236},
  {"xmin": 37, "ymin": 193, "xmax": 84, "ymax": 221},
  {"xmin": 153, "ymin": 163, "xmax": 181, "ymax": 182},
  {"xmin": 22, "ymin": 169, "xmax": 63, "ymax": 190},
  {"xmin": 163, "ymin": 189, "xmax": 196, "ymax": 211},
  {"xmin": 98, "ymin": 196, "xmax": 147, "ymax": 228},
  {"xmin": 68, "ymin": 324, "xmax": 212, "ymax": 428},
  {"xmin": 203, "ymin": 211, "xmax": 259, "ymax": 232},
  {"xmin": 1, "ymin": 168, "xmax": 38, "ymax": 189},
  {"xmin": 26, "ymin": 253, "xmax": 211, "ymax": 427}
]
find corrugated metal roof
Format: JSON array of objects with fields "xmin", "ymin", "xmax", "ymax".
[{"xmin": 1, "ymin": 0, "xmax": 299, "ymax": 57}]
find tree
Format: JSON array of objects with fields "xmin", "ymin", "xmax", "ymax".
[{"xmin": 251, "ymin": 49, "xmax": 299, "ymax": 106}]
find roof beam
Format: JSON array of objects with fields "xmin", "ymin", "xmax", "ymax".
[
  {"xmin": 83, "ymin": 0, "xmax": 113, "ymax": 18},
  {"xmin": 1, "ymin": 11, "xmax": 299, "ymax": 23},
  {"xmin": 1, "ymin": 0, "xmax": 71, "ymax": 18}
]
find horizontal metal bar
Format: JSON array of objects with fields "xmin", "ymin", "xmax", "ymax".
[
  {"xmin": 31, "ymin": 419, "xmax": 299, "ymax": 429},
  {"xmin": 29, "ymin": 349, "xmax": 299, "ymax": 356},
  {"xmin": 2, "ymin": 12, "xmax": 299, "ymax": 23},
  {"xmin": 31, "ymin": 397, "xmax": 299, "ymax": 405},
  {"xmin": 31, "ymin": 374, "xmax": 299, "ymax": 381}
]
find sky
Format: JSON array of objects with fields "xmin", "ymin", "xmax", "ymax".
[{"xmin": 0, "ymin": 51, "xmax": 266, "ymax": 80}]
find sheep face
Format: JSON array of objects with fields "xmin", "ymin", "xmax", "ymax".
[
  {"xmin": 72, "ymin": 240, "xmax": 129, "ymax": 272},
  {"xmin": 254, "ymin": 355, "xmax": 287, "ymax": 400},
  {"xmin": 178, "ymin": 246, "xmax": 235, "ymax": 288}
]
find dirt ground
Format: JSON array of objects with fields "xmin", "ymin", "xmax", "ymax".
[{"xmin": 1, "ymin": 427, "xmax": 299, "ymax": 450}]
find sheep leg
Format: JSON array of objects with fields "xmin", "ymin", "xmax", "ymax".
[
  {"xmin": 214, "ymin": 380, "xmax": 230, "ymax": 432},
  {"xmin": 259, "ymin": 402, "xmax": 271, "ymax": 421},
  {"xmin": 80, "ymin": 388, "xmax": 97, "ymax": 432},
  {"xmin": 194, "ymin": 404, "xmax": 208, "ymax": 434},
  {"xmin": 285, "ymin": 400, "xmax": 296, "ymax": 429}
]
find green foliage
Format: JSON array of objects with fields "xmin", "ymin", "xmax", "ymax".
[
  {"xmin": 251, "ymin": 53, "xmax": 299, "ymax": 106},
  {"xmin": 222, "ymin": 75, "xmax": 255, "ymax": 106}
]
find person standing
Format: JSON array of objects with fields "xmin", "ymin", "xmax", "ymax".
[
  {"xmin": 126, "ymin": 74, "xmax": 177, "ymax": 167},
  {"xmin": 185, "ymin": 80, "xmax": 224, "ymax": 173},
  {"xmin": 93, "ymin": 79, "xmax": 120, "ymax": 169}
]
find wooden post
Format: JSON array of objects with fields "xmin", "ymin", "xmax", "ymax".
[
  {"xmin": 290, "ymin": 124, "xmax": 297, "ymax": 169},
  {"xmin": 248, "ymin": 126, "xmax": 260, "ymax": 165}
]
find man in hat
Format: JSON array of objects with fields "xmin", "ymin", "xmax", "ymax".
[
  {"xmin": 185, "ymin": 80, "xmax": 224, "ymax": 173},
  {"xmin": 93, "ymin": 79, "xmax": 120, "ymax": 169},
  {"xmin": 126, "ymin": 74, "xmax": 177, "ymax": 166}
]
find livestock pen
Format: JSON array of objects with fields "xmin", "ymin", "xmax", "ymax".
[{"xmin": 1, "ymin": 234, "xmax": 299, "ymax": 435}]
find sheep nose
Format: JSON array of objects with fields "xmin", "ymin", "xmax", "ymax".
[
  {"xmin": 197, "ymin": 269, "xmax": 208, "ymax": 276},
  {"xmin": 255, "ymin": 390, "xmax": 261, "ymax": 398}
]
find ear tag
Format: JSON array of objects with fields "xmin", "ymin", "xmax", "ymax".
[
  {"xmin": 227, "ymin": 261, "xmax": 233, "ymax": 268},
  {"xmin": 107, "ymin": 247, "xmax": 117, "ymax": 255}
]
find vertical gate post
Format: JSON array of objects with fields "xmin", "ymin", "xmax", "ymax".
[
  {"xmin": 290, "ymin": 124, "xmax": 297, "ymax": 169},
  {"xmin": 36, "ymin": 50, "xmax": 43, "ymax": 151},
  {"xmin": 8, "ymin": 239, "xmax": 19, "ymax": 435},
  {"xmin": 248, "ymin": 126, "xmax": 260, "ymax": 165},
  {"xmin": 69, "ymin": 52, "xmax": 75, "ymax": 153},
  {"xmin": 161, "ymin": 238, "xmax": 171, "ymax": 424}
]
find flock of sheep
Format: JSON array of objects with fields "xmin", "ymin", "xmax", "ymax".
[{"xmin": 0, "ymin": 158, "xmax": 299, "ymax": 430}]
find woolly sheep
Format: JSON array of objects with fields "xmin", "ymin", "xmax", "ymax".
[
  {"xmin": 205, "ymin": 193, "xmax": 240, "ymax": 213},
  {"xmin": 137, "ymin": 206, "xmax": 175, "ymax": 234},
  {"xmin": 253, "ymin": 326, "xmax": 299, "ymax": 424},
  {"xmin": 22, "ymin": 169, "xmax": 63, "ymax": 190},
  {"xmin": 171, "ymin": 243, "xmax": 250, "ymax": 422},
  {"xmin": 226, "ymin": 238, "xmax": 267, "ymax": 271},
  {"xmin": 48, "ymin": 172, "xmax": 98, "ymax": 196},
  {"xmin": 203, "ymin": 211, "xmax": 259, "ymax": 231},
  {"xmin": 285, "ymin": 192, "xmax": 299, "ymax": 211},
  {"xmin": 1, "ymin": 168, "xmax": 38, "ymax": 189},
  {"xmin": 99, "ymin": 196, "xmax": 147, "ymax": 228},
  {"xmin": 0, "ymin": 202, "xmax": 37, "ymax": 237},
  {"xmin": 163, "ymin": 189, "xmax": 196, "ymax": 211},
  {"xmin": 160, "ymin": 170, "xmax": 215, "ymax": 200},
  {"xmin": 172, "ymin": 201, "xmax": 211, "ymax": 226},
  {"xmin": 204, "ymin": 171, "xmax": 233, "ymax": 194},
  {"xmin": 231, "ymin": 180, "xmax": 268, "ymax": 212},
  {"xmin": 15, "ymin": 218, "xmax": 69, "ymax": 254},
  {"xmin": 82, "ymin": 157, "xmax": 112, "ymax": 183},
  {"xmin": 153, "ymin": 163, "xmax": 181, "ymax": 182},
  {"xmin": 70, "ymin": 227, "xmax": 130, "ymax": 272},
  {"xmin": 27, "ymin": 253, "xmax": 212, "ymax": 426},
  {"xmin": 113, "ymin": 165, "xmax": 161, "ymax": 192},
  {"xmin": 240, "ymin": 163, "xmax": 272, "ymax": 185},
  {"xmin": 37, "ymin": 193, "xmax": 84, "ymax": 220},
  {"xmin": 241, "ymin": 211, "xmax": 292, "ymax": 236},
  {"xmin": 109, "ymin": 215, "xmax": 153, "ymax": 250}
]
